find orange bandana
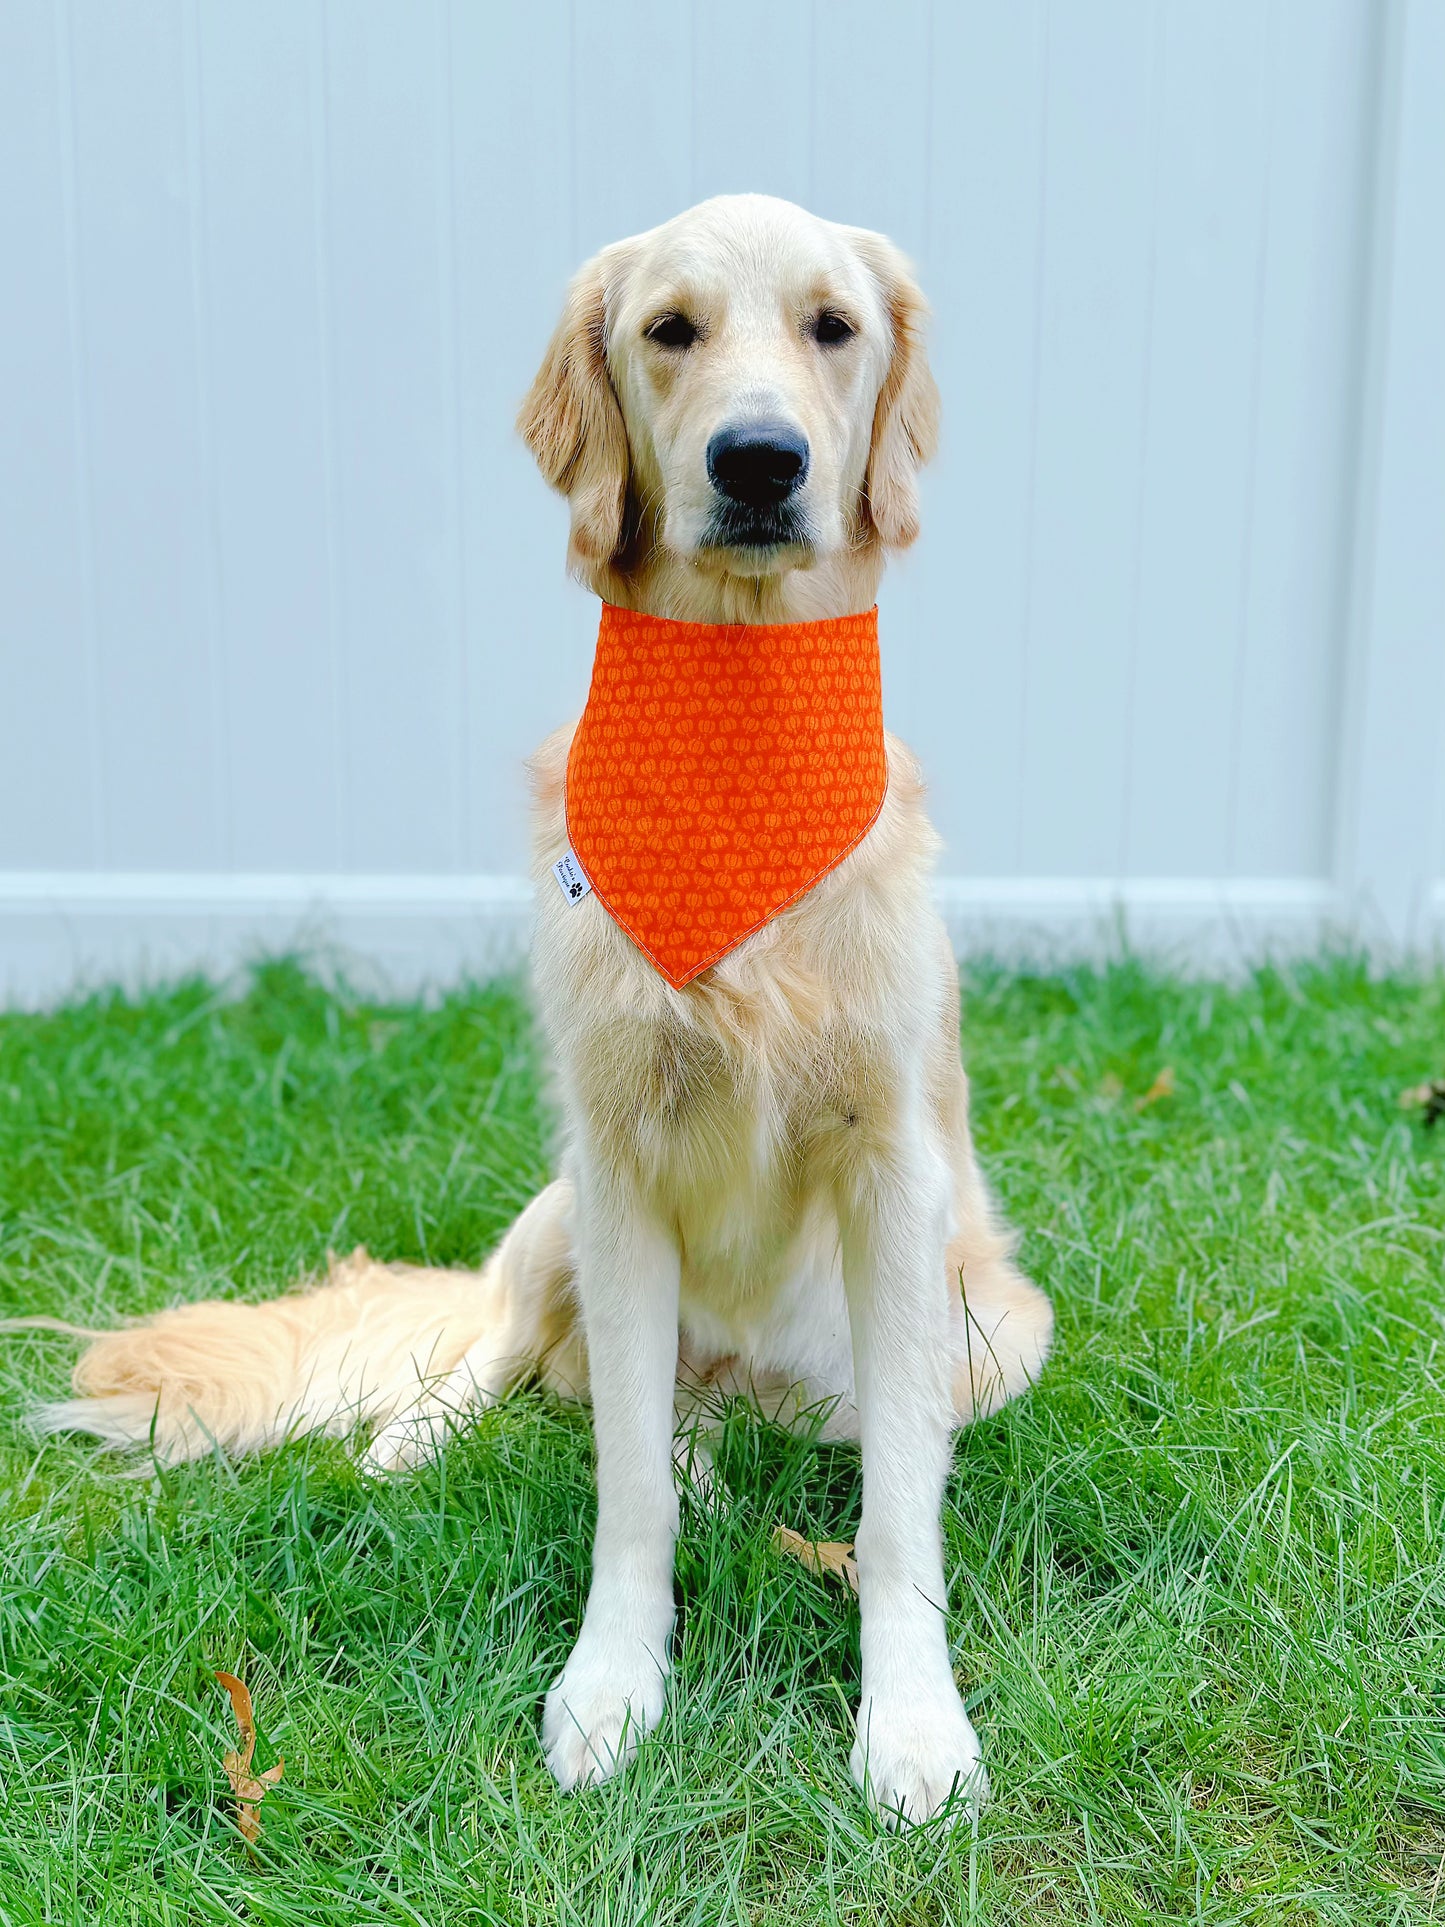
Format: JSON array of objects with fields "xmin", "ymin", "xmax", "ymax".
[{"xmin": 563, "ymin": 602, "xmax": 887, "ymax": 988}]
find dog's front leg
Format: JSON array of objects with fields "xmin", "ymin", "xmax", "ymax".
[
  {"xmin": 840, "ymin": 1130, "xmax": 987, "ymax": 1827},
  {"xmin": 543, "ymin": 1165, "xmax": 680, "ymax": 1790}
]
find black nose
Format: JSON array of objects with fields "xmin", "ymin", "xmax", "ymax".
[{"xmin": 706, "ymin": 422, "xmax": 810, "ymax": 507}]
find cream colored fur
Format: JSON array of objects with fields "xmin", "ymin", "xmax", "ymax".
[{"xmin": 26, "ymin": 196, "xmax": 1052, "ymax": 1829}]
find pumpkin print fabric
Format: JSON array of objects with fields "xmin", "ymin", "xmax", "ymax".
[{"xmin": 565, "ymin": 602, "xmax": 888, "ymax": 988}]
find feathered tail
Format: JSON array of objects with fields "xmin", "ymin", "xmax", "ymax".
[{"xmin": 4, "ymin": 1182, "xmax": 585, "ymax": 1468}]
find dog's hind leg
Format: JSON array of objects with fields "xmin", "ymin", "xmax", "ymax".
[
  {"xmin": 946, "ymin": 1230, "xmax": 1053, "ymax": 1428},
  {"xmin": 943, "ymin": 1102, "xmax": 1053, "ymax": 1428},
  {"xmin": 363, "ymin": 1178, "xmax": 586, "ymax": 1472}
]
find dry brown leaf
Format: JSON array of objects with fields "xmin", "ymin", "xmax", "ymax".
[
  {"xmin": 215, "ymin": 1671, "xmax": 284, "ymax": 1846},
  {"xmin": 773, "ymin": 1525, "xmax": 859, "ymax": 1595},
  {"xmin": 1135, "ymin": 1066, "xmax": 1176, "ymax": 1111}
]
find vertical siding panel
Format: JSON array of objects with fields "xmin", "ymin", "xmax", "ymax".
[
  {"xmin": 921, "ymin": 1, "xmax": 1047, "ymax": 875},
  {"xmin": 691, "ymin": 1, "xmax": 812, "ymax": 206},
  {"xmin": 1123, "ymin": 2, "xmax": 1272, "ymax": 878},
  {"xmin": 321, "ymin": 0, "xmax": 456, "ymax": 872},
  {"xmin": 310, "ymin": 0, "xmax": 348, "ymax": 866},
  {"xmin": 180, "ymin": 0, "xmax": 231, "ymax": 867},
  {"xmin": 1016, "ymin": 0, "xmax": 1155, "ymax": 877},
  {"xmin": 449, "ymin": 0, "xmax": 581, "ymax": 878},
  {"xmin": 0, "ymin": 1, "xmax": 96, "ymax": 866},
  {"xmin": 1333, "ymin": 0, "xmax": 1445, "ymax": 936},
  {"xmin": 809, "ymin": 0, "xmax": 931, "ymax": 741},
  {"xmin": 435, "ymin": 0, "xmax": 466, "ymax": 873},
  {"xmin": 194, "ymin": 0, "xmax": 341, "ymax": 872},
  {"xmin": 66, "ymin": 0, "xmax": 221, "ymax": 869},
  {"xmin": 1114, "ymin": 5, "xmax": 1166, "ymax": 878},
  {"xmin": 1230, "ymin": 0, "xmax": 1376, "ymax": 878},
  {"xmin": 571, "ymin": 0, "xmax": 694, "ymax": 252},
  {"xmin": 806, "ymin": 0, "xmax": 929, "ymax": 257}
]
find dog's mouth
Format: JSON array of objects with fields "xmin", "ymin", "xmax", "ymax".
[{"xmin": 698, "ymin": 500, "xmax": 813, "ymax": 557}]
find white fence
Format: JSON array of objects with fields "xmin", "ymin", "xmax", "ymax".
[{"xmin": 2, "ymin": 0, "xmax": 1442, "ymax": 1004}]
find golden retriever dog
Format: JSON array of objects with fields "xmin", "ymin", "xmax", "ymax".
[{"xmin": 33, "ymin": 195, "xmax": 1053, "ymax": 1826}]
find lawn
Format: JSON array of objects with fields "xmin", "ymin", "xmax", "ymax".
[{"xmin": 0, "ymin": 957, "xmax": 1442, "ymax": 1926}]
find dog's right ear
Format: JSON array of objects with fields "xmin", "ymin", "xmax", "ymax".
[{"xmin": 517, "ymin": 256, "xmax": 630, "ymax": 564}]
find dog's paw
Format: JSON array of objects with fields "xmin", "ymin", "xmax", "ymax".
[
  {"xmin": 672, "ymin": 1433, "xmax": 720, "ymax": 1511},
  {"xmin": 850, "ymin": 1686, "xmax": 988, "ymax": 1828},
  {"xmin": 542, "ymin": 1632, "xmax": 669, "ymax": 1791},
  {"xmin": 361, "ymin": 1407, "xmax": 452, "ymax": 1475}
]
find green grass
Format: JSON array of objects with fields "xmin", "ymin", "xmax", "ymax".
[{"xmin": 2, "ymin": 956, "xmax": 1444, "ymax": 1926}]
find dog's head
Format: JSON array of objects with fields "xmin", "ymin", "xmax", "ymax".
[{"xmin": 518, "ymin": 195, "xmax": 938, "ymax": 596}]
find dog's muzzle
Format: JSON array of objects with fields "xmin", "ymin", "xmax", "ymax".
[{"xmin": 703, "ymin": 421, "xmax": 812, "ymax": 549}]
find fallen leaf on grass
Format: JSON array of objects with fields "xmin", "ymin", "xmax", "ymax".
[
  {"xmin": 1135, "ymin": 1066, "xmax": 1176, "ymax": 1111},
  {"xmin": 773, "ymin": 1525, "xmax": 859, "ymax": 1595},
  {"xmin": 215, "ymin": 1671, "xmax": 283, "ymax": 1846},
  {"xmin": 1400, "ymin": 1079, "xmax": 1445, "ymax": 1128}
]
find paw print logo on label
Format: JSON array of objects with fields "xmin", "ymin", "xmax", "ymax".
[{"xmin": 552, "ymin": 849, "xmax": 593, "ymax": 904}]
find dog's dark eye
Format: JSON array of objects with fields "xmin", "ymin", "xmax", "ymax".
[
  {"xmin": 813, "ymin": 311, "xmax": 855, "ymax": 346},
  {"xmin": 646, "ymin": 313, "xmax": 698, "ymax": 349}
]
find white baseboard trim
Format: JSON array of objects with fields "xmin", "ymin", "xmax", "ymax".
[
  {"xmin": 0, "ymin": 872, "xmax": 537, "ymax": 1009},
  {"xmin": 0, "ymin": 871, "xmax": 1437, "ymax": 1008},
  {"xmin": 932, "ymin": 875, "xmax": 1342, "ymax": 963}
]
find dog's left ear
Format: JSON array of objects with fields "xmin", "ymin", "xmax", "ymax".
[
  {"xmin": 851, "ymin": 232, "xmax": 940, "ymax": 550},
  {"xmin": 517, "ymin": 249, "xmax": 631, "ymax": 564}
]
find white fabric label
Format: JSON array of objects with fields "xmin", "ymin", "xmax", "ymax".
[{"xmin": 552, "ymin": 848, "xmax": 593, "ymax": 905}]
